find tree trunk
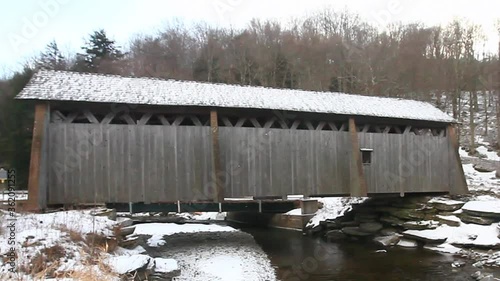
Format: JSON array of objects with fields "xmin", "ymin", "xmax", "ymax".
[
  {"xmin": 483, "ymin": 89, "xmax": 488, "ymax": 136},
  {"xmin": 470, "ymin": 91, "xmax": 476, "ymax": 154}
]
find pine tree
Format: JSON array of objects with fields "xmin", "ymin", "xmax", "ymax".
[
  {"xmin": 36, "ymin": 41, "xmax": 66, "ymax": 70},
  {"xmin": 0, "ymin": 68, "xmax": 35, "ymax": 189},
  {"xmin": 79, "ymin": 29, "xmax": 124, "ymax": 72}
]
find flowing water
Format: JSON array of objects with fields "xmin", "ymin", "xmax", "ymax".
[{"xmin": 240, "ymin": 226, "xmax": 499, "ymax": 281}]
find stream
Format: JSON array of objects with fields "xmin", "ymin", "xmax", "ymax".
[{"xmin": 240, "ymin": 226, "xmax": 499, "ymax": 281}]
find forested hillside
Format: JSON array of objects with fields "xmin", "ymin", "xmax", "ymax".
[{"xmin": 1, "ymin": 10, "xmax": 499, "ymax": 188}]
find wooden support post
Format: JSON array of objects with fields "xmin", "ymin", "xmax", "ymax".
[
  {"xmin": 447, "ymin": 125, "xmax": 468, "ymax": 194},
  {"xmin": 210, "ymin": 110, "xmax": 224, "ymax": 202},
  {"xmin": 27, "ymin": 103, "xmax": 50, "ymax": 211},
  {"xmin": 348, "ymin": 118, "xmax": 368, "ymax": 197}
]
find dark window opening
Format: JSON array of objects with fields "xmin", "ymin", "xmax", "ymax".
[{"xmin": 361, "ymin": 149, "xmax": 373, "ymax": 165}]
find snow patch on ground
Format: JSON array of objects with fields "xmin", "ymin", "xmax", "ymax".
[
  {"xmin": 147, "ymin": 235, "xmax": 166, "ymax": 247},
  {"xmin": 463, "ymin": 163, "xmax": 500, "ymax": 195},
  {"xmin": 115, "ymin": 245, "xmax": 147, "ymax": 256},
  {"xmin": 134, "ymin": 223, "xmax": 236, "ymax": 236},
  {"xmin": 176, "ymin": 212, "xmax": 227, "ymax": 221},
  {"xmin": 428, "ymin": 198, "xmax": 465, "ymax": 205},
  {"xmin": 476, "ymin": 146, "xmax": 500, "ymax": 161},
  {"xmin": 130, "ymin": 222, "xmax": 276, "ymax": 280},
  {"xmin": 462, "ymin": 201, "xmax": 500, "ymax": 214},
  {"xmin": 0, "ymin": 210, "xmax": 120, "ymax": 280},
  {"xmin": 171, "ymin": 238, "xmax": 277, "ymax": 281},
  {"xmin": 154, "ymin": 258, "xmax": 178, "ymax": 273},
  {"xmin": 436, "ymin": 215, "xmax": 461, "ymax": 222},
  {"xmin": 459, "ymin": 148, "xmax": 470, "ymax": 158},
  {"xmin": 106, "ymin": 254, "xmax": 151, "ymax": 275},
  {"xmin": 307, "ymin": 197, "xmax": 367, "ymax": 228},
  {"xmin": 198, "ymin": 255, "xmax": 247, "ymax": 281}
]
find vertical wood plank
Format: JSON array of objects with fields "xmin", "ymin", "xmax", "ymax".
[
  {"xmin": 210, "ymin": 110, "xmax": 224, "ymax": 202},
  {"xmin": 27, "ymin": 103, "xmax": 49, "ymax": 210},
  {"xmin": 348, "ymin": 118, "xmax": 368, "ymax": 197},
  {"xmin": 447, "ymin": 125, "xmax": 468, "ymax": 194}
]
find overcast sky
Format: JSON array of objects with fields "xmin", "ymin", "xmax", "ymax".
[{"xmin": 1, "ymin": 0, "xmax": 499, "ymax": 76}]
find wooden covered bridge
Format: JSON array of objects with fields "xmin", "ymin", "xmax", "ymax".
[{"xmin": 17, "ymin": 70, "xmax": 467, "ymax": 211}]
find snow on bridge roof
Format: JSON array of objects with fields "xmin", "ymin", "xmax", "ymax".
[{"xmin": 17, "ymin": 70, "xmax": 454, "ymax": 123}]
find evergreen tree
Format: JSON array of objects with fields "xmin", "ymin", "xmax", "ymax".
[
  {"xmin": 36, "ymin": 41, "xmax": 67, "ymax": 70},
  {"xmin": 0, "ymin": 68, "xmax": 35, "ymax": 189},
  {"xmin": 79, "ymin": 29, "xmax": 124, "ymax": 72}
]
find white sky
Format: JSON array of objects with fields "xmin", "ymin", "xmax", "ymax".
[{"xmin": 0, "ymin": 0, "xmax": 499, "ymax": 77}]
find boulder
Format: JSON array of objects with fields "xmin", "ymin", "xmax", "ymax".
[
  {"xmin": 340, "ymin": 221, "xmax": 359, "ymax": 227},
  {"xmin": 389, "ymin": 209, "xmax": 426, "ymax": 220},
  {"xmin": 150, "ymin": 258, "xmax": 181, "ymax": 280},
  {"xmin": 479, "ymin": 276, "xmax": 497, "ymax": 281},
  {"xmin": 402, "ymin": 230, "xmax": 447, "ymax": 244},
  {"xmin": 473, "ymin": 163, "xmax": 496, "ymax": 173},
  {"xmin": 321, "ymin": 220, "xmax": 341, "ymax": 230},
  {"xmin": 107, "ymin": 254, "xmax": 152, "ymax": 275},
  {"xmin": 325, "ymin": 230, "xmax": 348, "ymax": 242},
  {"xmin": 428, "ymin": 198, "xmax": 465, "ymax": 212},
  {"xmin": 496, "ymin": 169, "xmax": 500, "ymax": 179},
  {"xmin": 403, "ymin": 221, "xmax": 438, "ymax": 230},
  {"xmin": 462, "ymin": 201, "xmax": 500, "ymax": 219},
  {"xmin": 342, "ymin": 227, "xmax": 373, "ymax": 237},
  {"xmin": 471, "ymin": 271, "xmax": 484, "ymax": 280},
  {"xmin": 451, "ymin": 261, "xmax": 466, "ymax": 268},
  {"xmin": 459, "ymin": 213, "xmax": 495, "ymax": 225},
  {"xmin": 93, "ymin": 208, "xmax": 117, "ymax": 221},
  {"xmin": 306, "ymin": 224, "xmax": 324, "ymax": 236},
  {"xmin": 373, "ymin": 206, "xmax": 400, "ymax": 213},
  {"xmin": 435, "ymin": 215, "xmax": 461, "ymax": 227},
  {"xmin": 120, "ymin": 235, "xmax": 140, "ymax": 249},
  {"xmin": 380, "ymin": 215, "xmax": 405, "ymax": 227},
  {"xmin": 354, "ymin": 212, "xmax": 379, "ymax": 223},
  {"xmin": 380, "ymin": 227, "xmax": 398, "ymax": 236},
  {"xmin": 390, "ymin": 201, "xmax": 425, "ymax": 209},
  {"xmin": 397, "ymin": 238, "xmax": 418, "ymax": 248},
  {"xmin": 359, "ymin": 222, "xmax": 383, "ymax": 233},
  {"xmin": 119, "ymin": 225, "xmax": 136, "ymax": 237},
  {"xmin": 373, "ymin": 235, "xmax": 400, "ymax": 247},
  {"xmin": 117, "ymin": 217, "xmax": 134, "ymax": 228}
]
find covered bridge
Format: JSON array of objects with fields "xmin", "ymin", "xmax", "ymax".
[{"xmin": 17, "ymin": 70, "xmax": 467, "ymax": 211}]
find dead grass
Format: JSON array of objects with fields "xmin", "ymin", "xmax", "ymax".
[
  {"xmin": 20, "ymin": 244, "xmax": 66, "ymax": 276},
  {"xmin": 62, "ymin": 250, "xmax": 118, "ymax": 281},
  {"xmin": 58, "ymin": 225, "xmax": 84, "ymax": 243},
  {"xmin": 84, "ymin": 232, "xmax": 118, "ymax": 254}
]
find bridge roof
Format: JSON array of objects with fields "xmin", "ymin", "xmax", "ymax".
[{"xmin": 17, "ymin": 70, "xmax": 454, "ymax": 123}]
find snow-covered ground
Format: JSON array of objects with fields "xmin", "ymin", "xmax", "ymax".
[
  {"xmin": 136, "ymin": 225, "xmax": 277, "ymax": 281},
  {"xmin": 0, "ymin": 210, "xmax": 275, "ymax": 281},
  {"xmin": 0, "ymin": 210, "xmax": 120, "ymax": 280},
  {"xmin": 306, "ymin": 197, "xmax": 367, "ymax": 228},
  {"xmin": 476, "ymin": 146, "xmax": 500, "ymax": 161},
  {"xmin": 462, "ymin": 163, "xmax": 500, "ymax": 195}
]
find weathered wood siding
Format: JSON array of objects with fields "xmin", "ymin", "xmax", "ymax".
[
  {"xmin": 48, "ymin": 124, "xmax": 214, "ymax": 204},
  {"xmin": 218, "ymin": 128, "xmax": 352, "ymax": 197},
  {"xmin": 358, "ymin": 133, "xmax": 450, "ymax": 194},
  {"xmin": 46, "ymin": 123, "xmax": 456, "ymax": 204}
]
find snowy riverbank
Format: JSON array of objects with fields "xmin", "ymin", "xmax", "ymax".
[{"xmin": 0, "ymin": 210, "xmax": 276, "ymax": 280}]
